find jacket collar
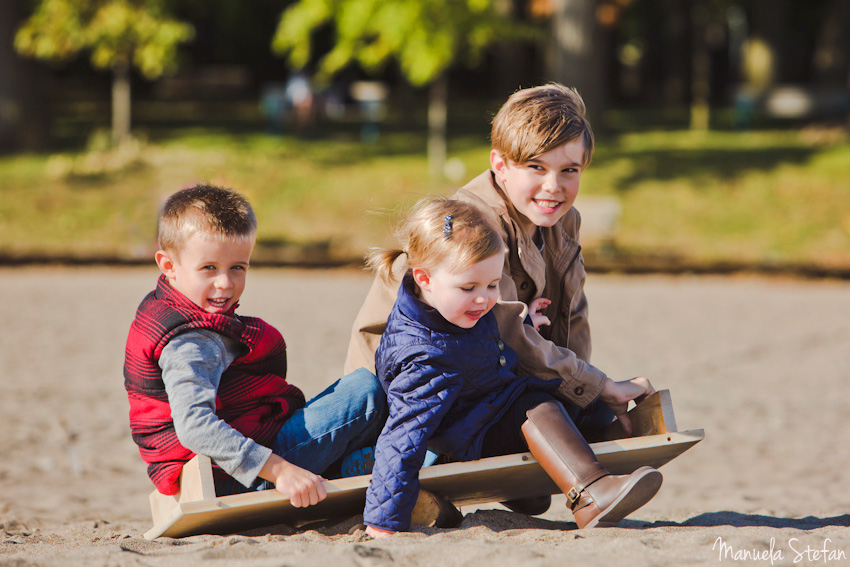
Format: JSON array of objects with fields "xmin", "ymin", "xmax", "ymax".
[
  {"xmin": 461, "ymin": 171, "xmax": 550, "ymax": 294},
  {"xmin": 395, "ymin": 274, "xmax": 468, "ymax": 335},
  {"xmin": 488, "ymin": 170, "xmax": 539, "ymax": 239}
]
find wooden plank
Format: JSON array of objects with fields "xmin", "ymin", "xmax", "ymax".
[
  {"xmin": 598, "ymin": 390, "xmax": 678, "ymax": 441},
  {"xmin": 418, "ymin": 429, "xmax": 703, "ymax": 506},
  {"xmin": 179, "ymin": 455, "xmax": 216, "ymax": 502},
  {"xmin": 143, "ymin": 428, "xmax": 704, "ymax": 540},
  {"xmin": 149, "ymin": 455, "xmax": 217, "ymax": 527}
]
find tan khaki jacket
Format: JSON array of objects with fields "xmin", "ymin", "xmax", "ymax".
[{"xmin": 344, "ymin": 170, "xmax": 608, "ymax": 407}]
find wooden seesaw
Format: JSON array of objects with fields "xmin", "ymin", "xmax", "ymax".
[{"xmin": 144, "ymin": 389, "xmax": 704, "ymax": 539}]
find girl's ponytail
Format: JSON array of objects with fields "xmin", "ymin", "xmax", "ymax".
[{"xmin": 366, "ymin": 247, "xmax": 406, "ymax": 284}]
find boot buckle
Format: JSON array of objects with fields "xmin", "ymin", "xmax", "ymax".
[{"xmin": 567, "ymin": 487, "xmax": 581, "ymax": 505}]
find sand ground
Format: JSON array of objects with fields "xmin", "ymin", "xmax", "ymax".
[{"xmin": 1, "ymin": 267, "xmax": 849, "ymax": 566}]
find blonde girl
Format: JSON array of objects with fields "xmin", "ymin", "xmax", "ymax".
[{"xmin": 362, "ymin": 198, "xmax": 662, "ymax": 538}]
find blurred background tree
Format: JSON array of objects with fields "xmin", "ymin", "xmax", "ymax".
[
  {"xmin": 2, "ymin": 0, "xmax": 850, "ymax": 269},
  {"xmin": 271, "ymin": 0, "xmax": 537, "ymax": 177},
  {"xmin": 14, "ymin": 0, "xmax": 194, "ymax": 145}
]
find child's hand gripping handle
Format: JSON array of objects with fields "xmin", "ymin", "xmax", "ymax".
[
  {"xmin": 598, "ymin": 376, "xmax": 656, "ymax": 436},
  {"xmin": 259, "ymin": 453, "xmax": 328, "ymax": 508}
]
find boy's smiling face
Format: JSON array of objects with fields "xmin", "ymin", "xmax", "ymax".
[
  {"xmin": 155, "ymin": 233, "xmax": 254, "ymax": 314},
  {"xmin": 490, "ymin": 139, "xmax": 585, "ymax": 236}
]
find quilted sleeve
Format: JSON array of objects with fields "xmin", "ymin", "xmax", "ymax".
[{"xmin": 363, "ymin": 347, "xmax": 462, "ymax": 532}]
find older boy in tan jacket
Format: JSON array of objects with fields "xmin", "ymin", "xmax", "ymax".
[
  {"xmin": 347, "ymin": 84, "xmax": 655, "ymax": 430},
  {"xmin": 348, "ymin": 86, "xmax": 660, "ymax": 524}
]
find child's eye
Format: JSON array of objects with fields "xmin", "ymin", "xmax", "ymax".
[
  {"xmin": 487, "ymin": 284, "xmax": 498, "ymax": 289},
  {"xmin": 231, "ymin": 265, "xmax": 246, "ymax": 271},
  {"xmin": 202, "ymin": 265, "xmax": 216, "ymax": 271},
  {"xmin": 528, "ymin": 164, "xmax": 544, "ymax": 171},
  {"xmin": 460, "ymin": 286, "xmax": 474, "ymax": 292}
]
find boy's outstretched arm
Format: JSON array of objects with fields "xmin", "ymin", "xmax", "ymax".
[
  {"xmin": 162, "ymin": 330, "xmax": 328, "ymax": 505},
  {"xmin": 259, "ymin": 453, "xmax": 327, "ymax": 508},
  {"xmin": 492, "ymin": 298, "xmax": 607, "ymax": 406}
]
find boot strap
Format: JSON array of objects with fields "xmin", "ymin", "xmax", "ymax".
[{"xmin": 567, "ymin": 472, "xmax": 610, "ymax": 508}]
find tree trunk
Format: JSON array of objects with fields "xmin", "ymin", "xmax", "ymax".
[
  {"xmin": 112, "ymin": 61, "xmax": 132, "ymax": 144},
  {"xmin": 812, "ymin": 0, "xmax": 850, "ymax": 86},
  {"xmin": 546, "ymin": 0, "xmax": 606, "ymax": 124},
  {"xmin": 428, "ymin": 73, "xmax": 448, "ymax": 179},
  {"xmin": 690, "ymin": 3, "xmax": 710, "ymax": 130},
  {"xmin": 492, "ymin": 0, "xmax": 525, "ymax": 98},
  {"xmin": 0, "ymin": 0, "xmax": 49, "ymax": 151}
]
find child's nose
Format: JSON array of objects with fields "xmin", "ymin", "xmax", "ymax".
[{"xmin": 214, "ymin": 274, "xmax": 233, "ymax": 289}]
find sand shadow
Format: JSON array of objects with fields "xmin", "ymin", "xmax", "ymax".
[
  {"xmin": 621, "ymin": 513, "xmax": 850, "ymax": 530},
  {"xmin": 225, "ymin": 511, "xmax": 850, "ymax": 539}
]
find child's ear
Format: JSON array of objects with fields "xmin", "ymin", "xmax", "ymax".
[
  {"xmin": 411, "ymin": 267, "xmax": 431, "ymax": 292},
  {"xmin": 490, "ymin": 149, "xmax": 508, "ymax": 182},
  {"xmin": 155, "ymin": 250, "xmax": 177, "ymax": 280}
]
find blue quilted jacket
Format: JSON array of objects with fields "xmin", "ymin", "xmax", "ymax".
[{"xmin": 363, "ymin": 275, "xmax": 559, "ymax": 532}]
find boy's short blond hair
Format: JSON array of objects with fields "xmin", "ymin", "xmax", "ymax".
[
  {"xmin": 158, "ymin": 184, "xmax": 257, "ymax": 255},
  {"xmin": 491, "ymin": 83, "xmax": 594, "ymax": 168}
]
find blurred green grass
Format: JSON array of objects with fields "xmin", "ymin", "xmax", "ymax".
[{"xmin": 1, "ymin": 125, "xmax": 849, "ymax": 268}]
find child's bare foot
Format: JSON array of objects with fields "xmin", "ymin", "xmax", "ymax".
[{"xmin": 365, "ymin": 525, "xmax": 395, "ymax": 539}]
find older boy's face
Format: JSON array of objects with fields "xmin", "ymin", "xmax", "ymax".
[
  {"xmin": 155, "ymin": 233, "xmax": 254, "ymax": 314},
  {"xmin": 490, "ymin": 139, "xmax": 585, "ymax": 236}
]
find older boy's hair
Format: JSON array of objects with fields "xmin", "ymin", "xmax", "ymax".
[
  {"xmin": 367, "ymin": 198, "xmax": 505, "ymax": 284},
  {"xmin": 491, "ymin": 83, "xmax": 594, "ymax": 168},
  {"xmin": 158, "ymin": 184, "xmax": 257, "ymax": 254}
]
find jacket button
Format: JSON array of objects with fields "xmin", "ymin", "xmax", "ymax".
[
  {"xmin": 499, "ymin": 356, "xmax": 506, "ymax": 366},
  {"xmin": 520, "ymin": 281, "xmax": 529, "ymax": 290},
  {"xmin": 497, "ymin": 340, "xmax": 504, "ymax": 351},
  {"xmin": 574, "ymin": 386, "xmax": 584, "ymax": 396}
]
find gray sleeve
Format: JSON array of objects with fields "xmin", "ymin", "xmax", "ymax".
[{"xmin": 159, "ymin": 329, "xmax": 272, "ymax": 488}]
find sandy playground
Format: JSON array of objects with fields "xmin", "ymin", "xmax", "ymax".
[{"xmin": 1, "ymin": 266, "xmax": 849, "ymax": 566}]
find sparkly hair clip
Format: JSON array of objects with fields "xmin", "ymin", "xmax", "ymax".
[{"xmin": 443, "ymin": 215, "xmax": 453, "ymax": 240}]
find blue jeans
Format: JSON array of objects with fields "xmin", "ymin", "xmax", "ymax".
[
  {"xmin": 216, "ymin": 368, "xmax": 387, "ymax": 495},
  {"xmin": 271, "ymin": 367, "xmax": 387, "ymax": 476}
]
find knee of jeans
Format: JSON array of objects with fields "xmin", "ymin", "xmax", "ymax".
[{"xmin": 345, "ymin": 368, "xmax": 387, "ymax": 422}]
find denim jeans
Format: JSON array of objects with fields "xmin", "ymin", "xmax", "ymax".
[
  {"xmin": 216, "ymin": 368, "xmax": 387, "ymax": 495},
  {"xmin": 271, "ymin": 367, "xmax": 387, "ymax": 476}
]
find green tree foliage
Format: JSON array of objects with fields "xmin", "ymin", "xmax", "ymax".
[
  {"xmin": 273, "ymin": 0, "xmax": 536, "ymax": 176},
  {"xmin": 273, "ymin": 0, "xmax": 531, "ymax": 87},
  {"xmin": 15, "ymin": 0, "xmax": 193, "ymax": 141},
  {"xmin": 16, "ymin": 0, "xmax": 193, "ymax": 78}
]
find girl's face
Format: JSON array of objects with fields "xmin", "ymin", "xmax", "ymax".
[{"xmin": 413, "ymin": 252, "xmax": 504, "ymax": 329}]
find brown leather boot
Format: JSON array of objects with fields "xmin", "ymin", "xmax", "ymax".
[{"xmin": 521, "ymin": 400, "xmax": 662, "ymax": 529}]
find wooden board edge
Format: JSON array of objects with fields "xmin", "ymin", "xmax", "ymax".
[
  {"xmin": 598, "ymin": 389, "xmax": 679, "ymax": 441},
  {"xmin": 144, "ymin": 428, "xmax": 705, "ymax": 539},
  {"xmin": 592, "ymin": 428, "xmax": 704, "ymax": 456}
]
